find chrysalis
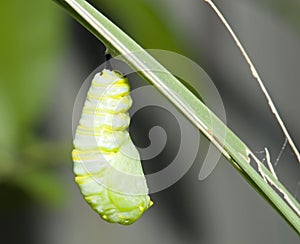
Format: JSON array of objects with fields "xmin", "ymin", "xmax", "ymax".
[{"xmin": 72, "ymin": 69, "xmax": 153, "ymax": 225}]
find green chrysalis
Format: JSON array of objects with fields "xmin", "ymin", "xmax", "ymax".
[{"xmin": 72, "ymin": 69, "xmax": 153, "ymax": 225}]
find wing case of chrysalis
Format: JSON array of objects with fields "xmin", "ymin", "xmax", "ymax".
[{"xmin": 72, "ymin": 69, "xmax": 153, "ymax": 225}]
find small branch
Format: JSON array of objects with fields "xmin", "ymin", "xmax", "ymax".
[
  {"xmin": 275, "ymin": 138, "xmax": 288, "ymax": 167},
  {"xmin": 250, "ymin": 152, "xmax": 300, "ymax": 217},
  {"xmin": 264, "ymin": 148, "xmax": 278, "ymax": 180},
  {"xmin": 203, "ymin": 0, "xmax": 300, "ymax": 163}
]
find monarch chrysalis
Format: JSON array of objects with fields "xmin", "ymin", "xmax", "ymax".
[{"xmin": 72, "ymin": 69, "xmax": 153, "ymax": 225}]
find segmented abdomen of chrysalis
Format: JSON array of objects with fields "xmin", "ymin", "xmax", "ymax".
[{"xmin": 72, "ymin": 69, "xmax": 153, "ymax": 225}]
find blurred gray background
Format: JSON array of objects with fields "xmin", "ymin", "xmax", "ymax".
[{"xmin": 0, "ymin": 0, "xmax": 299, "ymax": 243}]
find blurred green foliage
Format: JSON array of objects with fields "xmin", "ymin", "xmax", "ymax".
[
  {"xmin": 0, "ymin": 0, "xmax": 67, "ymax": 206},
  {"xmin": 0, "ymin": 0, "xmax": 65, "ymax": 149}
]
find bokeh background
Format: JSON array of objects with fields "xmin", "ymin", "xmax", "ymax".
[{"xmin": 0, "ymin": 0, "xmax": 300, "ymax": 243}]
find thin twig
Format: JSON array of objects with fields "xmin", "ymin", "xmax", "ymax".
[
  {"xmin": 250, "ymin": 152, "xmax": 300, "ymax": 217},
  {"xmin": 203, "ymin": 0, "xmax": 300, "ymax": 163},
  {"xmin": 274, "ymin": 138, "xmax": 288, "ymax": 167},
  {"xmin": 265, "ymin": 147, "xmax": 278, "ymax": 180}
]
